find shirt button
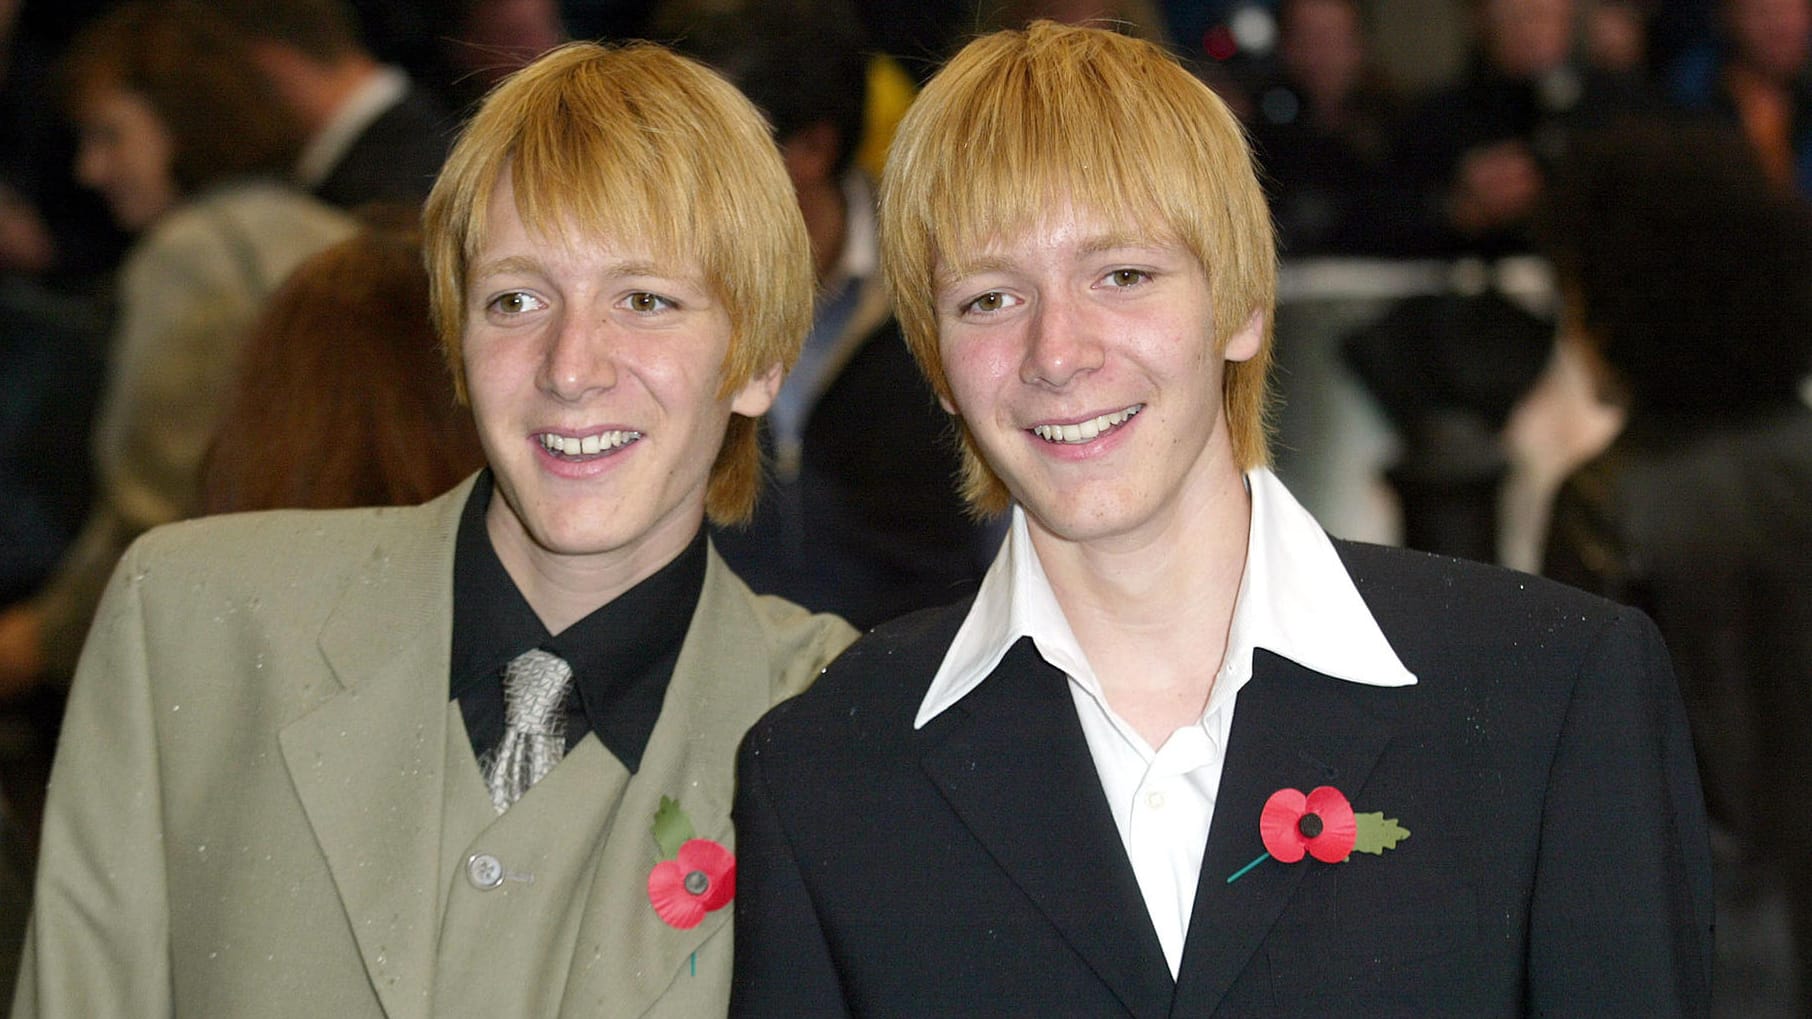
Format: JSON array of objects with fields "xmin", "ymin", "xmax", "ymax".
[
  {"xmin": 467, "ymin": 853, "xmax": 505, "ymax": 890},
  {"xmin": 1146, "ymin": 790, "xmax": 1166, "ymax": 810}
]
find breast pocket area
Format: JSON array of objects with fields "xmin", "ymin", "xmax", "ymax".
[{"xmin": 1263, "ymin": 875, "xmax": 1486, "ymax": 1010}]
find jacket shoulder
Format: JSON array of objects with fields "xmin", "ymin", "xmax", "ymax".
[
  {"xmin": 701, "ymin": 549, "xmax": 860, "ymax": 705},
  {"xmin": 750, "ymin": 597, "xmax": 971, "ymax": 746},
  {"xmin": 123, "ymin": 500, "xmax": 445, "ymax": 598},
  {"xmin": 1332, "ymin": 538, "xmax": 1650, "ymax": 674}
]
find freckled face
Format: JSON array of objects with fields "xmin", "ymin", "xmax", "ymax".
[
  {"xmin": 934, "ymin": 202, "xmax": 1261, "ymax": 549},
  {"xmin": 74, "ymin": 88, "xmax": 180, "ymax": 232},
  {"xmin": 462, "ymin": 170, "xmax": 777, "ymax": 580}
]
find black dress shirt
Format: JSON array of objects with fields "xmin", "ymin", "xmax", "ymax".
[{"xmin": 449, "ymin": 471, "xmax": 705, "ymax": 773}]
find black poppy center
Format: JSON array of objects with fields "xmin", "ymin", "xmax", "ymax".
[
  {"xmin": 1298, "ymin": 813, "xmax": 1324, "ymax": 839},
  {"xmin": 684, "ymin": 870, "xmax": 710, "ymax": 895}
]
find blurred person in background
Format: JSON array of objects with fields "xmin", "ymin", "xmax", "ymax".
[
  {"xmin": 1582, "ymin": 0, "xmax": 1653, "ymax": 78},
  {"xmin": 0, "ymin": 0, "xmax": 123, "ymax": 281},
  {"xmin": 1669, "ymin": 0, "xmax": 1812, "ymax": 194},
  {"xmin": 667, "ymin": 0, "xmax": 1002, "ymax": 628},
  {"xmin": 1, "ymin": 0, "xmax": 123, "ymax": 603},
  {"xmin": 0, "ymin": 0, "xmax": 355, "ymax": 699},
  {"xmin": 1538, "ymin": 120, "xmax": 1812, "ymax": 1014},
  {"xmin": 213, "ymin": 0, "xmax": 454, "ymax": 211},
  {"xmin": 1393, "ymin": 0, "xmax": 1656, "ymax": 255},
  {"xmin": 434, "ymin": 0, "xmax": 567, "ymax": 112},
  {"xmin": 1246, "ymin": 0, "xmax": 1410, "ymax": 255},
  {"xmin": 197, "ymin": 211, "xmax": 483, "ymax": 516}
]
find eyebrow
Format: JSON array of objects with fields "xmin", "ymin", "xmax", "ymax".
[
  {"xmin": 470, "ymin": 255, "xmax": 698, "ymax": 288},
  {"xmin": 938, "ymin": 232, "xmax": 1175, "ymax": 287}
]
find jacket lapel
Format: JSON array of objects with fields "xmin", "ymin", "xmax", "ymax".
[
  {"xmin": 559, "ymin": 549, "xmax": 776, "ymax": 1016},
  {"xmin": 278, "ymin": 480, "xmax": 471, "ymax": 1019},
  {"xmin": 1172, "ymin": 650, "xmax": 1397, "ymax": 1015},
  {"xmin": 921, "ymin": 638, "xmax": 1176, "ymax": 1019}
]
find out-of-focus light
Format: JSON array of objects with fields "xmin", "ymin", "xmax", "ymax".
[
  {"xmin": 1260, "ymin": 86, "xmax": 1300, "ymax": 125},
  {"xmin": 1230, "ymin": 6, "xmax": 1278, "ymax": 55},
  {"xmin": 1204, "ymin": 24, "xmax": 1238, "ymax": 61}
]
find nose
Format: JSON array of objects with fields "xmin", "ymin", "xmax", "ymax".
[
  {"xmin": 537, "ymin": 310, "xmax": 618, "ymax": 402},
  {"xmin": 1018, "ymin": 292, "xmax": 1104, "ymax": 390}
]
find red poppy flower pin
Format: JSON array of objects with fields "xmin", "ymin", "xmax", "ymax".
[
  {"xmin": 1226, "ymin": 785, "xmax": 1410, "ymax": 883},
  {"xmin": 647, "ymin": 795, "xmax": 735, "ymax": 929}
]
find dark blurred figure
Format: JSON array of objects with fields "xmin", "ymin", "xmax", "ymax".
[
  {"xmin": 1, "ymin": 2, "xmax": 124, "ymax": 606},
  {"xmin": 1343, "ymin": 0, "xmax": 1657, "ymax": 563},
  {"xmin": 1669, "ymin": 0, "xmax": 1812, "ymax": 195},
  {"xmin": 213, "ymin": 0, "xmax": 454, "ymax": 211},
  {"xmin": 0, "ymin": 0, "xmax": 125, "ymax": 281},
  {"xmin": 198, "ymin": 214, "xmax": 483, "ymax": 516},
  {"xmin": 1583, "ymin": 0, "xmax": 1654, "ymax": 78},
  {"xmin": 981, "ymin": 0, "xmax": 1174, "ymax": 42},
  {"xmin": 0, "ymin": 1, "xmax": 354, "ymax": 698},
  {"xmin": 1541, "ymin": 121, "xmax": 1812, "ymax": 1015},
  {"xmin": 432, "ymin": 0, "xmax": 567, "ymax": 113},
  {"xmin": 666, "ymin": 0, "xmax": 1002, "ymax": 628},
  {"xmin": 1393, "ymin": 0, "xmax": 1656, "ymax": 256},
  {"xmin": 1246, "ymin": 0, "xmax": 1407, "ymax": 255}
]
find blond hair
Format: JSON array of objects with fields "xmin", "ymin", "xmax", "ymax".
[
  {"xmin": 422, "ymin": 42, "xmax": 812, "ymax": 524},
  {"xmin": 879, "ymin": 21, "xmax": 1277, "ymax": 515}
]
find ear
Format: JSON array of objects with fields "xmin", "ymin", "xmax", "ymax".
[
  {"xmin": 730, "ymin": 361, "xmax": 784, "ymax": 418},
  {"xmin": 937, "ymin": 392, "xmax": 957, "ymax": 415},
  {"xmin": 1224, "ymin": 309, "xmax": 1265, "ymax": 363}
]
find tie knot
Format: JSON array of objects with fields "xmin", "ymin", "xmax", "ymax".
[{"xmin": 502, "ymin": 649, "xmax": 573, "ymax": 736}]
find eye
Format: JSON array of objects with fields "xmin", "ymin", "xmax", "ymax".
[
  {"xmin": 960, "ymin": 290, "xmax": 1019, "ymax": 316},
  {"xmin": 1103, "ymin": 268, "xmax": 1151, "ymax": 288},
  {"xmin": 487, "ymin": 291, "xmax": 546, "ymax": 316},
  {"xmin": 625, "ymin": 291, "xmax": 676, "ymax": 313}
]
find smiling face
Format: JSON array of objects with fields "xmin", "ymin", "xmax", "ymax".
[
  {"xmin": 935, "ymin": 202, "xmax": 1262, "ymax": 548},
  {"xmin": 74, "ymin": 87, "xmax": 179, "ymax": 232},
  {"xmin": 463, "ymin": 170, "xmax": 780, "ymax": 589}
]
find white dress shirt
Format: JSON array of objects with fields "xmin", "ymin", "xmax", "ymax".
[{"xmin": 916, "ymin": 468, "xmax": 1416, "ymax": 976}]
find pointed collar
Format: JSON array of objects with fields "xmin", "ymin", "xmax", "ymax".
[{"xmin": 915, "ymin": 468, "xmax": 1415, "ymax": 729}]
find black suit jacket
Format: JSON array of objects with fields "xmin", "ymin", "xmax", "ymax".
[
  {"xmin": 312, "ymin": 84, "xmax": 452, "ymax": 211},
  {"xmin": 731, "ymin": 540, "xmax": 1713, "ymax": 1016}
]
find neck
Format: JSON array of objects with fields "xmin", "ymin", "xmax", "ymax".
[
  {"xmin": 799, "ymin": 175, "xmax": 848, "ymax": 284},
  {"xmin": 485, "ymin": 498, "xmax": 700, "ymax": 635},
  {"xmin": 1029, "ymin": 459, "xmax": 1252, "ymax": 747},
  {"xmin": 261, "ymin": 46, "xmax": 381, "ymax": 135}
]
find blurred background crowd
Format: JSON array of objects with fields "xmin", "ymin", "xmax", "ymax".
[{"xmin": 1, "ymin": 0, "xmax": 1808, "ymax": 1012}]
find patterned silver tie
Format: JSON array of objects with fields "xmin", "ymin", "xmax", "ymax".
[{"xmin": 485, "ymin": 649, "xmax": 574, "ymax": 813}]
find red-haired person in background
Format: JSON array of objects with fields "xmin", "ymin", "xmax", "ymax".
[{"xmin": 197, "ymin": 213, "xmax": 484, "ymax": 515}]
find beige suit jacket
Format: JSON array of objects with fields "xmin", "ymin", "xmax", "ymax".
[{"xmin": 14, "ymin": 477, "xmax": 856, "ymax": 1017}]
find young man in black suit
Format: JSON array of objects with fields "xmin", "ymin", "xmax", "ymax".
[{"xmin": 731, "ymin": 21, "xmax": 1714, "ymax": 1016}]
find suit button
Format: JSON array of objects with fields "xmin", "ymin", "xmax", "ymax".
[{"xmin": 467, "ymin": 853, "xmax": 505, "ymax": 890}]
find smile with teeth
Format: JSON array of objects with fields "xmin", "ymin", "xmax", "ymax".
[
  {"xmin": 1030, "ymin": 404, "xmax": 1143, "ymax": 444},
  {"xmin": 538, "ymin": 430, "xmax": 642, "ymax": 458}
]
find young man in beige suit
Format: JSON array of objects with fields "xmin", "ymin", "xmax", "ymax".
[{"xmin": 14, "ymin": 42, "xmax": 855, "ymax": 1018}]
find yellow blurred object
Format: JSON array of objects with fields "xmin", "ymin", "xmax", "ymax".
[{"xmin": 857, "ymin": 54, "xmax": 917, "ymax": 179}]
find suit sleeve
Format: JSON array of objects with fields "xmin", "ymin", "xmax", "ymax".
[
  {"xmin": 13, "ymin": 542, "xmax": 173, "ymax": 1016},
  {"xmin": 730, "ymin": 722, "xmax": 852, "ymax": 1017},
  {"xmin": 1527, "ymin": 605, "xmax": 1715, "ymax": 1014}
]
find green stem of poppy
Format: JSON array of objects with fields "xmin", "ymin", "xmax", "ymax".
[{"xmin": 1226, "ymin": 852, "xmax": 1271, "ymax": 884}]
